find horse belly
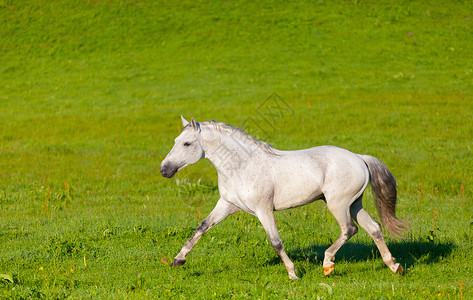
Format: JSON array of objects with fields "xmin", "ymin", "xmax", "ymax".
[{"xmin": 272, "ymin": 172, "xmax": 324, "ymax": 211}]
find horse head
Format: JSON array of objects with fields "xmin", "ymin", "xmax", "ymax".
[{"xmin": 160, "ymin": 116, "xmax": 204, "ymax": 178}]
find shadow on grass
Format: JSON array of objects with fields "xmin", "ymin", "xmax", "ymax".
[{"xmin": 267, "ymin": 239, "xmax": 455, "ymax": 269}]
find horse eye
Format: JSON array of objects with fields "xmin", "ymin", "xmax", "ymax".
[{"xmin": 183, "ymin": 142, "xmax": 191, "ymax": 147}]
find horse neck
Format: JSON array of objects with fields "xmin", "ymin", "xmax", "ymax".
[{"xmin": 200, "ymin": 128, "xmax": 256, "ymax": 176}]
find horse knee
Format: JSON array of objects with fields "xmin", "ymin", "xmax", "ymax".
[
  {"xmin": 340, "ymin": 223, "xmax": 358, "ymax": 240},
  {"xmin": 348, "ymin": 223, "xmax": 358, "ymax": 236},
  {"xmin": 195, "ymin": 219, "xmax": 209, "ymax": 232},
  {"xmin": 271, "ymin": 239, "xmax": 283, "ymax": 253}
]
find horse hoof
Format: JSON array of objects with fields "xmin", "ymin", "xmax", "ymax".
[
  {"xmin": 323, "ymin": 265, "xmax": 334, "ymax": 276},
  {"xmin": 170, "ymin": 258, "xmax": 186, "ymax": 267},
  {"xmin": 289, "ymin": 273, "xmax": 299, "ymax": 280},
  {"xmin": 393, "ymin": 263, "xmax": 403, "ymax": 275}
]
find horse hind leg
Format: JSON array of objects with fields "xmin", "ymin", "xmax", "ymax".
[
  {"xmin": 350, "ymin": 198, "xmax": 403, "ymax": 274},
  {"xmin": 323, "ymin": 201, "xmax": 359, "ymax": 276}
]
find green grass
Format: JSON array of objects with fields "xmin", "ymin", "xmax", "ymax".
[{"xmin": 1, "ymin": 0, "xmax": 472, "ymax": 298}]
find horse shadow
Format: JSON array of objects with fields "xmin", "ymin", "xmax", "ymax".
[{"xmin": 266, "ymin": 239, "xmax": 455, "ymax": 274}]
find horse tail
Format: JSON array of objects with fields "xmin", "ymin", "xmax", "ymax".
[{"xmin": 361, "ymin": 155, "xmax": 408, "ymax": 238}]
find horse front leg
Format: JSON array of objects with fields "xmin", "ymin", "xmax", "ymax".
[
  {"xmin": 171, "ymin": 198, "xmax": 240, "ymax": 267},
  {"xmin": 256, "ymin": 209, "xmax": 298, "ymax": 280}
]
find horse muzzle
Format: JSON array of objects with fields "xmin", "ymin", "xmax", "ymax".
[{"xmin": 160, "ymin": 162, "xmax": 178, "ymax": 178}]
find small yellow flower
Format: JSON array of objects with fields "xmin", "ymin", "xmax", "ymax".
[
  {"xmin": 70, "ymin": 268, "xmax": 74, "ymax": 273},
  {"xmin": 438, "ymin": 293, "xmax": 441, "ymax": 297},
  {"xmin": 39, "ymin": 267, "xmax": 44, "ymax": 271}
]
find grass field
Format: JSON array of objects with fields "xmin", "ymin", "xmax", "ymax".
[{"xmin": 1, "ymin": 0, "xmax": 473, "ymax": 298}]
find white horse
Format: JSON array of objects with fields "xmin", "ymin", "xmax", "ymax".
[{"xmin": 161, "ymin": 116, "xmax": 407, "ymax": 279}]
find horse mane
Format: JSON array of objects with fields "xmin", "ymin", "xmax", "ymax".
[{"xmin": 200, "ymin": 120, "xmax": 279, "ymax": 156}]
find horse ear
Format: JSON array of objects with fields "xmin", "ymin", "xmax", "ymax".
[
  {"xmin": 181, "ymin": 115, "xmax": 189, "ymax": 127},
  {"xmin": 191, "ymin": 117, "xmax": 199, "ymax": 131}
]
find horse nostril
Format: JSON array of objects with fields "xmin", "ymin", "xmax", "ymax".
[
  {"xmin": 161, "ymin": 163, "xmax": 177, "ymax": 178},
  {"xmin": 160, "ymin": 164, "xmax": 168, "ymax": 175}
]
